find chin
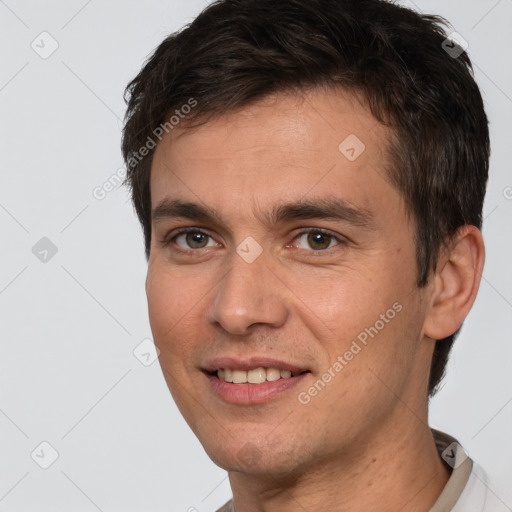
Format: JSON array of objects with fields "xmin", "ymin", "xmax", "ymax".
[{"xmin": 202, "ymin": 438, "xmax": 309, "ymax": 477}]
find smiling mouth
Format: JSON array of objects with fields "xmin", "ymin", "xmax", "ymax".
[{"xmin": 214, "ymin": 367, "xmax": 310, "ymax": 384}]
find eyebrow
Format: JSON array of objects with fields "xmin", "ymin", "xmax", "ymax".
[{"xmin": 152, "ymin": 197, "xmax": 377, "ymax": 231}]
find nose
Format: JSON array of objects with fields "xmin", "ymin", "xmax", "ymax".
[{"xmin": 206, "ymin": 248, "xmax": 289, "ymax": 336}]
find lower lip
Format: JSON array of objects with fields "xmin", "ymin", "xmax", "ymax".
[{"xmin": 206, "ymin": 372, "xmax": 310, "ymax": 405}]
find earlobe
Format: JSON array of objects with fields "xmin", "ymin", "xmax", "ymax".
[{"xmin": 423, "ymin": 225, "xmax": 485, "ymax": 340}]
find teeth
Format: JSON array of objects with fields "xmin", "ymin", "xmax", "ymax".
[
  {"xmin": 232, "ymin": 370, "xmax": 248, "ymax": 384},
  {"xmin": 216, "ymin": 367, "xmax": 302, "ymax": 384},
  {"xmin": 266, "ymin": 367, "xmax": 281, "ymax": 381},
  {"xmin": 248, "ymin": 367, "xmax": 266, "ymax": 384}
]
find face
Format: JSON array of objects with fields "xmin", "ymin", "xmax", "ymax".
[{"xmin": 147, "ymin": 88, "xmax": 435, "ymax": 476}]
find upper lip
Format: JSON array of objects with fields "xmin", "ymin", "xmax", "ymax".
[{"xmin": 203, "ymin": 356, "xmax": 310, "ymax": 374}]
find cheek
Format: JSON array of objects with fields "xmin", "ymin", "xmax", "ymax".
[
  {"xmin": 146, "ymin": 269, "xmax": 173, "ymax": 332},
  {"xmin": 288, "ymin": 267, "xmax": 396, "ymax": 343},
  {"xmin": 339, "ymin": 295, "xmax": 426, "ymax": 405},
  {"xmin": 297, "ymin": 263, "xmax": 421, "ymax": 384},
  {"xmin": 146, "ymin": 265, "xmax": 200, "ymax": 355},
  {"xmin": 145, "ymin": 267, "xmax": 206, "ymax": 417}
]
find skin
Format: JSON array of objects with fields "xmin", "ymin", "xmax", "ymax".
[{"xmin": 146, "ymin": 87, "xmax": 485, "ymax": 511}]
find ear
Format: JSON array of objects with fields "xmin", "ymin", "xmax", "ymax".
[{"xmin": 423, "ymin": 225, "xmax": 485, "ymax": 340}]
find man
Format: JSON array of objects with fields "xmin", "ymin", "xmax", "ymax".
[{"xmin": 121, "ymin": 0, "xmax": 503, "ymax": 510}]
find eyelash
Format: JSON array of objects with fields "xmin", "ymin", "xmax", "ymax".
[{"xmin": 160, "ymin": 227, "xmax": 347, "ymax": 255}]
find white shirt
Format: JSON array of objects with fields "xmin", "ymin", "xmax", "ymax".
[
  {"xmin": 215, "ymin": 430, "xmax": 507, "ymax": 512},
  {"xmin": 430, "ymin": 429, "xmax": 509, "ymax": 512}
]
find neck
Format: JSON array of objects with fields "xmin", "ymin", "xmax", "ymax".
[{"xmin": 227, "ymin": 412, "xmax": 450, "ymax": 512}]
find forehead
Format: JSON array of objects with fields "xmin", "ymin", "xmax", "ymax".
[{"xmin": 149, "ymin": 87, "xmax": 401, "ymax": 223}]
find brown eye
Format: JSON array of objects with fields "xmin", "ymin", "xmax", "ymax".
[
  {"xmin": 308, "ymin": 232, "xmax": 332, "ymax": 250},
  {"xmin": 294, "ymin": 230, "xmax": 341, "ymax": 251},
  {"xmin": 174, "ymin": 230, "xmax": 217, "ymax": 249}
]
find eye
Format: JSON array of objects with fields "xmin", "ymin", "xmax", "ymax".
[
  {"xmin": 172, "ymin": 229, "xmax": 218, "ymax": 249},
  {"xmin": 293, "ymin": 229, "xmax": 344, "ymax": 251}
]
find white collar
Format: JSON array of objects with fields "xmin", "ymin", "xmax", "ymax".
[{"xmin": 430, "ymin": 429, "xmax": 508, "ymax": 512}]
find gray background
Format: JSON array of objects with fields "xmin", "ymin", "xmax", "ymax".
[{"xmin": 0, "ymin": 0, "xmax": 511, "ymax": 510}]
